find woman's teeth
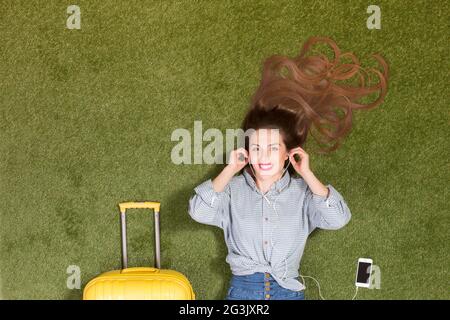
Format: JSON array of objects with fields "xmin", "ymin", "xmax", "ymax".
[{"xmin": 258, "ymin": 163, "xmax": 273, "ymax": 171}]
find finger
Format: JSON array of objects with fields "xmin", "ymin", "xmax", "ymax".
[
  {"xmin": 290, "ymin": 153, "xmax": 302, "ymax": 163},
  {"xmin": 240, "ymin": 153, "xmax": 249, "ymax": 161},
  {"xmin": 238, "ymin": 148, "xmax": 248, "ymax": 157},
  {"xmin": 289, "ymin": 150, "xmax": 302, "ymax": 157},
  {"xmin": 289, "ymin": 153, "xmax": 298, "ymax": 163},
  {"xmin": 294, "ymin": 146, "xmax": 307, "ymax": 153},
  {"xmin": 293, "ymin": 150, "xmax": 307, "ymax": 159}
]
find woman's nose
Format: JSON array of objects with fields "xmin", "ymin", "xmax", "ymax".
[{"xmin": 258, "ymin": 150, "xmax": 274, "ymax": 163}]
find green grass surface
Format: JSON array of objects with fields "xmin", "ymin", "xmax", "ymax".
[{"xmin": 0, "ymin": 0, "xmax": 448, "ymax": 299}]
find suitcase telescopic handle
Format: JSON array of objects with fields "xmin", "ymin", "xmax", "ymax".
[
  {"xmin": 119, "ymin": 202, "xmax": 161, "ymax": 213},
  {"xmin": 118, "ymin": 201, "xmax": 161, "ymax": 270}
]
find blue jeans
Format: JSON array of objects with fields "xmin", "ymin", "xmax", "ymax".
[{"xmin": 225, "ymin": 272, "xmax": 305, "ymax": 300}]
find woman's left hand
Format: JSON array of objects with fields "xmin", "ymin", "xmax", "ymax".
[{"xmin": 289, "ymin": 146, "xmax": 312, "ymax": 177}]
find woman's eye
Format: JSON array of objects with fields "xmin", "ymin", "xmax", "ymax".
[{"xmin": 271, "ymin": 146, "xmax": 279, "ymax": 151}]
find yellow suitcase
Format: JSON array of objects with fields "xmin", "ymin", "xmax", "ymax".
[{"xmin": 83, "ymin": 202, "xmax": 196, "ymax": 300}]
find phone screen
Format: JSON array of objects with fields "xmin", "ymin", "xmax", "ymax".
[{"xmin": 356, "ymin": 261, "xmax": 372, "ymax": 284}]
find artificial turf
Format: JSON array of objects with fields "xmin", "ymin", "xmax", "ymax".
[{"xmin": 0, "ymin": 0, "xmax": 448, "ymax": 299}]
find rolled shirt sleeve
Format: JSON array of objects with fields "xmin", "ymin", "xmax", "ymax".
[
  {"xmin": 188, "ymin": 178, "xmax": 231, "ymax": 229},
  {"xmin": 305, "ymin": 183, "xmax": 352, "ymax": 231}
]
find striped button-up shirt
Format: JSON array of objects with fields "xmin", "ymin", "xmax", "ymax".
[{"xmin": 188, "ymin": 167, "xmax": 352, "ymax": 291}]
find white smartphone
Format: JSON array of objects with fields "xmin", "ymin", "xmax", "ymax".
[{"xmin": 355, "ymin": 258, "xmax": 373, "ymax": 288}]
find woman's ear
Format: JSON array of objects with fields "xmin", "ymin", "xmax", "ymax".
[{"xmin": 285, "ymin": 150, "xmax": 291, "ymax": 160}]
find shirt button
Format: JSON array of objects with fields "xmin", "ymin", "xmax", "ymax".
[
  {"xmin": 265, "ymin": 294, "xmax": 270, "ymax": 299},
  {"xmin": 264, "ymin": 241, "xmax": 268, "ymax": 245},
  {"xmin": 265, "ymin": 217, "xmax": 269, "ymax": 222}
]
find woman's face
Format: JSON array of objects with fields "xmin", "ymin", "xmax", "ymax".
[{"xmin": 248, "ymin": 128, "xmax": 289, "ymax": 180}]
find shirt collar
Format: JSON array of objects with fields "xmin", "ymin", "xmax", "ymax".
[{"xmin": 243, "ymin": 166, "xmax": 291, "ymax": 195}]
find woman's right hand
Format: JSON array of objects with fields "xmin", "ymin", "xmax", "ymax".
[
  {"xmin": 226, "ymin": 148, "xmax": 249, "ymax": 174},
  {"xmin": 212, "ymin": 148, "xmax": 249, "ymax": 193}
]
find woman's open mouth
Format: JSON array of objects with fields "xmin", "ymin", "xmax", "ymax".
[{"xmin": 258, "ymin": 163, "xmax": 273, "ymax": 171}]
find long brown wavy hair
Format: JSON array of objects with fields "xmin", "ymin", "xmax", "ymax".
[{"xmin": 241, "ymin": 36, "xmax": 389, "ymax": 176}]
